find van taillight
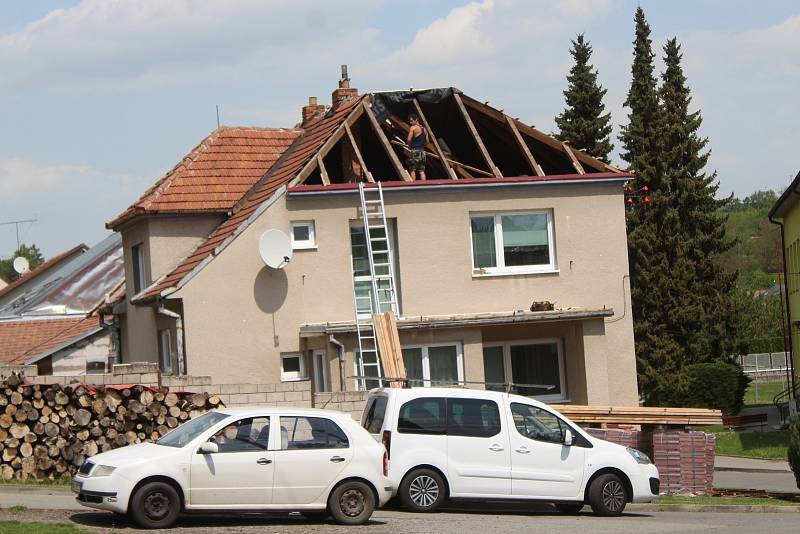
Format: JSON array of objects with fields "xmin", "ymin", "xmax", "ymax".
[
  {"xmin": 382, "ymin": 430, "xmax": 392, "ymax": 459},
  {"xmin": 383, "ymin": 450, "xmax": 389, "ymax": 477}
]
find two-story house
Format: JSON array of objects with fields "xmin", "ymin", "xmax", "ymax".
[{"xmin": 107, "ymin": 76, "xmax": 639, "ymax": 406}]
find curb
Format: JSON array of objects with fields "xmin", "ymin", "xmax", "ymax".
[
  {"xmin": 715, "ymin": 466, "xmax": 793, "ymax": 474},
  {"xmin": 631, "ymin": 503, "xmax": 800, "ymax": 513}
]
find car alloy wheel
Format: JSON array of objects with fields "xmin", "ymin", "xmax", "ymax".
[
  {"xmin": 601, "ymin": 480, "xmax": 625, "ymax": 513},
  {"xmin": 339, "ymin": 488, "xmax": 366, "ymax": 518},
  {"xmin": 409, "ymin": 475, "xmax": 439, "ymax": 508}
]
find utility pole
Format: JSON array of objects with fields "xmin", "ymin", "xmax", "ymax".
[{"xmin": 0, "ymin": 218, "xmax": 37, "ymax": 251}]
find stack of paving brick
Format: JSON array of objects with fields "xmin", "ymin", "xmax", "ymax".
[
  {"xmin": 585, "ymin": 428, "xmax": 651, "ymax": 457},
  {"xmin": 652, "ymin": 430, "xmax": 715, "ymax": 494}
]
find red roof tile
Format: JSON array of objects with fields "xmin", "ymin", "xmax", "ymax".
[
  {"xmin": 133, "ymin": 98, "xmax": 363, "ymax": 302},
  {"xmin": 0, "ymin": 244, "xmax": 87, "ymax": 300},
  {"xmin": 0, "ymin": 316, "xmax": 100, "ymax": 365},
  {"xmin": 107, "ymin": 127, "xmax": 301, "ymax": 229}
]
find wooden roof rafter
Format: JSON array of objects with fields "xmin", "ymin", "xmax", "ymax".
[
  {"xmin": 412, "ymin": 98, "xmax": 458, "ymax": 180},
  {"xmin": 363, "ymin": 99, "xmax": 412, "ymax": 182},
  {"xmin": 344, "ymin": 122, "xmax": 374, "ymax": 183},
  {"xmin": 453, "ymin": 92, "xmax": 501, "ymax": 178},
  {"xmin": 505, "ymin": 115, "xmax": 544, "ymax": 177},
  {"xmin": 386, "ymin": 114, "xmax": 474, "ymax": 179}
]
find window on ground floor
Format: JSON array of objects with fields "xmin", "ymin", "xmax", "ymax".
[
  {"xmin": 482, "ymin": 339, "xmax": 566, "ymax": 401},
  {"xmin": 401, "ymin": 343, "xmax": 464, "ymax": 387},
  {"xmin": 158, "ymin": 329, "xmax": 173, "ymax": 375},
  {"xmin": 281, "ymin": 353, "xmax": 307, "ymax": 382}
]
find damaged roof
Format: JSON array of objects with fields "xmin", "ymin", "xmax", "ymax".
[
  {"xmin": 107, "ymin": 127, "xmax": 301, "ymax": 230},
  {"xmin": 126, "ymin": 86, "xmax": 629, "ymax": 304}
]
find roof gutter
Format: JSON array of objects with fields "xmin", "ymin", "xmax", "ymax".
[{"xmin": 287, "ymin": 174, "xmax": 632, "ymax": 198}]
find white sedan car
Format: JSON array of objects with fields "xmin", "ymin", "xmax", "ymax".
[{"xmin": 72, "ymin": 407, "xmax": 392, "ymax": 529}]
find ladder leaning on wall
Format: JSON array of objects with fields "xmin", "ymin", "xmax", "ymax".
[{"xmin": 352, "ymin": 182, "xmax": 399, "ymax": 390}]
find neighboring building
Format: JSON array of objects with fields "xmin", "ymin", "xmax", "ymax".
[
  {"xmin": 0, "ymin": 235, "xmax": 125, "ymax": 375},
  {"xmin": 769, "ymin": 170, "xmax": 800, "ymax": 397},
  {"xmin": 108, "ymin": 76, "xmax": 639, "ymax": 406}
]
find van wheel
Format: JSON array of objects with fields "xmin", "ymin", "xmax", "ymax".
[
  {"xmin": 555, "ymin": 502, "xmax": 584, "ymax": 514},
  {"xmin": 129, "ymin": 481, "xmax": 181, "ymax": 529},
  {"xmin": 588, "ymin": 473, "xmax": 627, "ymax": 516},
  {"xmin": 400, "ymin": 468, "xmax": 446, "ymax": 512},
  {"xmin": 328, "ymin": 481, "xmax": 375, "ymax": 525}
]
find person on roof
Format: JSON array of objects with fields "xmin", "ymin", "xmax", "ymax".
[{"xmin": 406, "ymin": 113, "xmax": 427, "ymax": 181}]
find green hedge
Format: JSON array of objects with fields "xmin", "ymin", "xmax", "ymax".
[{"xmin": 662, "ymin": 362, "xmax": 750, "ymax": 416}]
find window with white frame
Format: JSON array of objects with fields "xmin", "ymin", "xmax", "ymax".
[
  {"xmin": 470, "ymin": 211, "xmax": 556, "ymax": 274},
  {"xmin": 290, "ymin": 221, "xmax": 316, "ymax": 250},
  {"xmin": 401, "ymin": 343, "xmax": 464, "ymax": 387},
  {"xmin": 281, "ymin": 353, "xmax": 307, "ymax": 381},
  {"xmin": 312, "ymin": 350, "xmax": 329, "ymax": 392},
  {"xmin": 350, "ymin": 221, "xmax": 400, "ymax": 318},
  {"xmin": 158, "ymin": 329, "xmax": 173, "ymax": 375},
  {"xmin": 482, "ymin": 339, "xmax": 566, "ymax": 402},
  {"xmin": 131, "ymin": 243, "xmax": 146, "ymax": 294}
]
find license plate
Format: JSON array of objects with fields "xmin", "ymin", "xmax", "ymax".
[{"xmin": 71, "ymin": 480, "xmax": 82, "ymax": 494}]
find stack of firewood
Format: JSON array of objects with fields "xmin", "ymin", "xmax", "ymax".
[{"xmin": 0, "ymin": 373, "xmax": 222, "ymax": 481}]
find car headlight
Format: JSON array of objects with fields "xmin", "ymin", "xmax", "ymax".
[
  {"xmin": 91, "ymin": 465, "xmax": 117, "ymax": 477},
  {"xmin": 626, "ymin": 447, "xmax": 651, "ymax": 464}
]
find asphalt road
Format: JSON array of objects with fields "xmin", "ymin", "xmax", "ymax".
[{"xmin": 1, "ymin": 506, "xmax": 798, "ymax": 534}]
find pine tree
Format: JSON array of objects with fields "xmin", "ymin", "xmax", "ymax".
[
  {"xmin": 658, "ymin": 37, "xmax": 736, "ymax": 367},
  {"xmin": 554, "ymin": 34, "xmax": 614, "ymax": 162},
  {"xmin": 619, "ymin": 7, "xmax": 673, "ymax": 404}
]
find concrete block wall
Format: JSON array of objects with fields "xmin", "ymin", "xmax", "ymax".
[{"xmin": 314, "ymin": 391, "xmax": 370, "ymax": 420}]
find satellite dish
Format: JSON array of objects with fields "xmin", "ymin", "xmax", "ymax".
[
  {"xmin": 12, "ymin": 257, "xmax": 30, "ymax": 275},
  {"xmin": 258, "ymin": 229, "xmax": 292, "ymax": 269}
]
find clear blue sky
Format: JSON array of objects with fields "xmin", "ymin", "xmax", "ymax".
[{"xmin": 1, "ymin": 0, "xmax": 798, "ymax": 258}]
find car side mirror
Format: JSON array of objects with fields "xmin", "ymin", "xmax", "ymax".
[
  {"xmin": 563, "ymin": 429, "xmax": 573, "ymax": 447},
  {"xmin": 198, "ymin": 441, "xmax": 219, "ymax": 454}
]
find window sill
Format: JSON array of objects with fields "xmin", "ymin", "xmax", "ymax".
[
  {"xmin": 280, "ymin": 376, "xmax": 309, "ymax": 382},
  {"xmin": 472, "ymin": 268, "xmax": 560, "ymax": 278},
  {"xmin": 291, "ymin": 244, "xmax": 318, "ymax": 251}
]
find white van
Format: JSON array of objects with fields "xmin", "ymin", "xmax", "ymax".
[{"xmin": 361, "ymin": 387, "xmax": 658, "ymax": 516}]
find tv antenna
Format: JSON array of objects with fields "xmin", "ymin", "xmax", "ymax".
[{"xmin": 0, "ymin": 218, "xmax": 37, "ymax": 250}]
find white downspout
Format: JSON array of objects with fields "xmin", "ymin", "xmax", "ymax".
[
  {"xmin": 328, "ymin": 334, "xmax": 346, "ymax": 392},
  {"xmin": 158, "ymin": 307, "xmax": 185, "ymax": 375}
]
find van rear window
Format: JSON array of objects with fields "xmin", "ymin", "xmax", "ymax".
[
  {"xmin": 397, "ymin": 398, "xmax": 446, "ymax": 435},
  {"xmin": 362, "ymin": 396, "xmax": 388, "ymax": 434}
]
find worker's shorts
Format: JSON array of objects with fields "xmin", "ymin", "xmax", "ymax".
[{"xmin": 407, "ymin": 149, "xmax": 426, "ymax": 172}]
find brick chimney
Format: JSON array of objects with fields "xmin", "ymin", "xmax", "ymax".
[
  {"xmin": 301, "ymin": 96, "xmax": 326, "ymax": 127},
  {"xmin": 331, "ymin": 64, "xmax": 358, "ymax": 108}
]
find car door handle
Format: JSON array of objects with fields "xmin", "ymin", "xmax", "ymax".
[
  {"xmin": 515, "ymin": 447, "xmax": 531, "ymax": 454},
  {"xmin": 256, "ymin": 458, "xmax": 272, "ymax": 465},
  {"xmin": 330, "ymin": 456, "xmax": 346, "ymax": 463},
  {"xmin": 488, "ymin": 444, "xmax": 505, "ymax": 452}
]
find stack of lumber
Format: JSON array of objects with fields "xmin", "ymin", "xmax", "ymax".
[
  {"xmin": 0, "ymin": 373, "xmax": 221, "ymax": 481},
  {"xmin": 551, "ymin": 405, "xmax": 722, "ymax": 427}
]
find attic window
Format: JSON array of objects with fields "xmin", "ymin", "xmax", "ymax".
[{"xmin": 290, "ymin": 221, "xmax": 316, "ymax": 250}]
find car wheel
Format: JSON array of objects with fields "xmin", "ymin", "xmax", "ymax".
[
  {"xmin": 129, "ymin": 481, "xmax": 181, "ymax": 529},
  {"xmin": 588, "ymin": 473, "xmax": 627, "ymax": 516},
  {"xmin": 555, "ymin": 502, "xmax": 584, "ymax": 515},
  {"xmin": 328, "ymin": 481, "xmax": 375, "ymax": 525},
  {"xmin": 400, "ymin": 468, "xmax": 446, "ymax": 512}
]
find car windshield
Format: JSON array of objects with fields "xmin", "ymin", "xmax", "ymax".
[{"xmin": 156, "ymin": 411, "xmax": 230, "ymax": 448}]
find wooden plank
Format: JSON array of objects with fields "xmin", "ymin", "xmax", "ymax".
[
  {"xmin": 412, "ymin": 98, "xmax": 458, "ymax": 180},
  {"xmin": 453, "ymin": 93, "xmax": 501, "ymax": 177},
  {"xmin": 363, "ymin": 100, "xmax": 411, "ymax": 182},
  {"xmin": 316, "ymin": 155, "xmax": 330, "ymax": 186},
  {"xmin": 391, "ymin": 140, "xmax": 492, "ymax": 177},
  {"xmin": 460, "ymin": 94, "xmax": 607, "ymax": 173},
  {"xmin": 373, "ymin": 311, "xmax": 405, "ymax": 388},
  {"xmin": 563, "ymin": 143, "xmax": 585, "ymax": 174},
  {"xmin": 505, "ymin": 115, "xmax": 545, "ymax": 176},
  {"xmin": 344, "ymin": 122, "xmax": 374, "ymax": 182},
  {"xmin": 290, "ymin": 103, "xmax": 365, "ymax": 186}
]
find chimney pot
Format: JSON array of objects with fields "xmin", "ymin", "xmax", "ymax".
[{"xmin": 301, "ymin": 96, "xmax": 326, "ymax": 126}]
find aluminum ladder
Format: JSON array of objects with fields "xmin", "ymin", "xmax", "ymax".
[{"xmin": 352, "ymin": 182, "xmax": 399, "ymax": 389}]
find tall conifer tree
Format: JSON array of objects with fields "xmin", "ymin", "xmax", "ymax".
[
  {"xmin": 555, "ymin": 34, "xmax": 614, "ymax": 162},
  {"xmin": 619, "ymin": 7, "xmax": 673, "ymax": 404},
  {"xmin": 658, "ymin": 38, "xmax": 736, "ymax": 367}
]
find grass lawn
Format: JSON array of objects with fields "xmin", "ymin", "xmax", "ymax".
[
  {"xmin": 657, "ymin": 495, "xmax": 799, "ymax": 506},
  {"xmin": 0, "ymin": 521, "xmax": 87, "ymax": 533},
  {"xmin": 744, "ymin": 380, "xmax": 788, "ymax": 406},
  {"xmin": 713, "ymin": 429, "xmax": 789, "ymax": 459}
]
